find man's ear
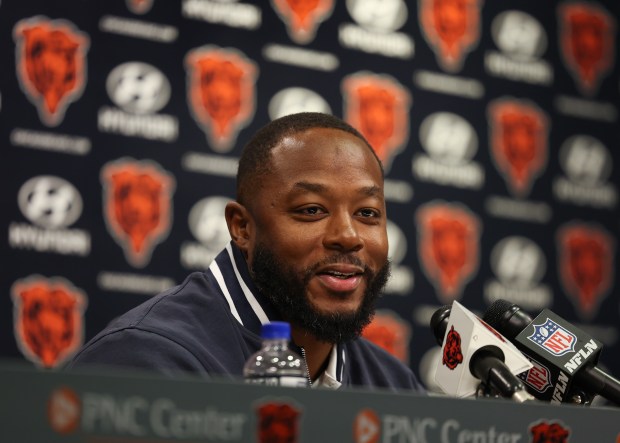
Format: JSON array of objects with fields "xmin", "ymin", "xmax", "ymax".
[{"xmin": 225, "ymin": 201, "xmax": 253, "ymax": 256}]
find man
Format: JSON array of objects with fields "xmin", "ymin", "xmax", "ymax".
[{"xmin": 69, "ymin": 112, "xmax": 424, "ymax": 392}]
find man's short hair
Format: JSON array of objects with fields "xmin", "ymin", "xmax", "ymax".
[{"xmin": 236, "ymin": 112, "xmax": 382, "ymax": 205}]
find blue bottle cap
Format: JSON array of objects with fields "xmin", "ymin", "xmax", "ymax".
[{"xmin": 261, "ymin": 321, "xmax": 291, "ymax": 339}]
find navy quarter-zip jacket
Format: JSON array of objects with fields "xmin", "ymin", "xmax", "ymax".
[{"xmin": 68, "ymin": 242, "xmax": 425, "ymax": 393}]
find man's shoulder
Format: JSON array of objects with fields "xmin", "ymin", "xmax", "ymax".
[
  {"xmin": 68, "ymin": 271, "xmax": 254, "ymax": 374},
  {"xmin": 104, "ymin": 271, "xmax": 218, "ymax": 330},
  {"xmin": 72, "ymin": 273, "xmax": 228, "ymax": 359}
]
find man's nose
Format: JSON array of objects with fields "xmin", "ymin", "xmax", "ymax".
[{"xmin": 322, "ymin": 211, "xmax": 363, "ymax": 252}]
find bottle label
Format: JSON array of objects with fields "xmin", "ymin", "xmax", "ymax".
[{"xmin": 245, "ymin": 376, "xmax": 308, "ymax": 388}]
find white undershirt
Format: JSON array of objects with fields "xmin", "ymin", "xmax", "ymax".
[{"xmin": 312, "ymin": 345, "xmax": 342, "ymax": 389}]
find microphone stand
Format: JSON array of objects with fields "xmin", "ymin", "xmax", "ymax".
[
  {"xmin": 470, "ymin": 348, "xmax": 536, "ymax": 403},
  {"xmin": 575, "ymin": 366, "xmax": 620, "ymax": 407}
]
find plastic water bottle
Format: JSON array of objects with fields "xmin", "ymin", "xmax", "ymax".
[{"xmin": 243, "ymin": 321, "xmax": 309, "ymax": 388}]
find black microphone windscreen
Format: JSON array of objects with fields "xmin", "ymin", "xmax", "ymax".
[
  {"xmin": 483, "ymin": 299, "xmax": 516, "ymax": 327},
  {"xmin": 483, "ymin": 299, "xmax": 534, "ymax": 340},
  {"xmin": 430, "ymin": 305, "xmax": 452, "ymax": 346}
]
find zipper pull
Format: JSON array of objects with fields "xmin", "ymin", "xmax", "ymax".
[{"xmin": 300, "ymin": 347, "xmax": 312, "ymax": 387}]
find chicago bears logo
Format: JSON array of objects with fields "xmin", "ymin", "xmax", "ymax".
[
  {"xmin": 271, "ymin": 0, "xmax": 334, "ymax": 44},
  {"xmin": 488, "ymin": 98, "xmax": 549, "ymax": 198},
  {"xmin": 256, "ymin": 401, "xmax": 301, "ymax": 443},
  {"xmin": 419, "ymin": 0, "xmax": 482, "ymax": 72},
  {"xmin": 185, "ymin": 45, "xmax": 257, "ymax": 152},
  {"xmin": 558, "ymin": 2, "xmax": 615, "ymax": 97},
  {"xmin": 101, "ymin": 158, "xmax": 175, "ymax": 268},
  {"xmin": 529, "ymin": 420, "xmax": 570, "ymax": 443},
  {"xmin": 11, "ymin": 276, "xmax": 87, "ymax": 369},
  {"xmin": 13, "ymin": 17, "xmax": 89, "ymax": 126},
  {"xmin": 442, "ymin": 325, "xmax": 463, "ymax": 370},
  {"xmin": 557, "ymin": 223, "xmax": 613, "ymax": 319},
  {"xmin": 416, "ymin": 202, "xmax": 480, "ymax": 302},
  {"xmin": 342, "ymin": 72, "xmax": 411, "ymax": 173},
  {"xmin": 362, "ymin": 310, "xmax": 411, "ymax": 364}
]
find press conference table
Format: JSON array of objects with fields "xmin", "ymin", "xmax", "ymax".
[{"xmin": 0, "ymin": 362, "xmax": 618, "ymax": 442}]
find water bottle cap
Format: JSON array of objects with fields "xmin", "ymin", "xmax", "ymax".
[{"xmin": 261, "ymin": 321, "xmax": 291, "ymax": 339}]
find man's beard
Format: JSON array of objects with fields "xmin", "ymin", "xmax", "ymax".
[{"xmin": 250, "ymin": 243, "xmax": 391, "ymax": 344}]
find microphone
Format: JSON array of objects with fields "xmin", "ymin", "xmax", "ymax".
[
  {"xmin": 431, "ymin": 301, "xmax": 534, "ymax": 402},
  {"xmin": 483, "ymin": 299, "xmax": 620, "ymax": 406}
]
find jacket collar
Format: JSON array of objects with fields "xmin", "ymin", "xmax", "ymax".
[{"xmin": 209, "ymin": 242, "xmax": 345, "ymax": 385}]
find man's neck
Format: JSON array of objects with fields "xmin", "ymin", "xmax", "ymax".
[{"xmin": 291, "ymin": 326, "xmax": 333, "ymax": 381}]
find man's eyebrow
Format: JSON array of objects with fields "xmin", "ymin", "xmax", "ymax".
[
  {"xmin": 361, "ymin": 185, "xmax": 382, "ymax": 197},
  {"xmin": 292, "ymin": 181, "xmax": 327, "ymax": 193},
  {"xmin": 292, "ymin": 182, "xmax": 383, "ymax": 197}
]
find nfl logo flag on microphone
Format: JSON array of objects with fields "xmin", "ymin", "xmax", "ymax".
[
  {"xmin": 515, "ymin": 309, "xmax": 603, "ymax": 402},
  {"xmin": 435, "ymin": 301, "xmax": 532, "ymax": 398},
  {"xmin": 529, "ymin": 318, "xmax": 577, "ymax": 357}
]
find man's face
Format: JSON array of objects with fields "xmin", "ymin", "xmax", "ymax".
[{"xmin": 244, "ymin": 127, "xmax": 389, "ymax": 341}]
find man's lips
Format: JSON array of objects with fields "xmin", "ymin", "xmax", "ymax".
[{"xmin": 314, "ymin": 264, "xmax": 365, "ymax": 293}]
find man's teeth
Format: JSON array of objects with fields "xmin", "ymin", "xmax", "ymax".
[{"xmin": 326, "ymin": 271, "xmax": 354, "ymax": 278}]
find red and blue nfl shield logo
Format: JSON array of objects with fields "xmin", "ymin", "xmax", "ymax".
[
  {"xmin": 518, "ymin": 359, "xmax": 552, "ymax": 393},
  {"xmin": 527, "ymin": 318, "xmax": 576, "ymax": 357}
]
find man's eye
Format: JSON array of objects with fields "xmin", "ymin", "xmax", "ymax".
[
  {"xmin": 299, "ymin": 206, "xmax": 324, "ymax": 216},
  {"xmin": 358, "ymin": 208, "xmax": 380, "ymax": 218}
]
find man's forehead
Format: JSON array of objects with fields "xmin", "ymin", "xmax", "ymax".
[{"xmin": 270, "ymin": 127, "xmax": 378, "ymax": 164}]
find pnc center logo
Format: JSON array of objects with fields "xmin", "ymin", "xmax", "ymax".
[
  {"xmin": 342, "ymin": 71, "xmax": 411, "ymax": 173},
  {"xmin": 18, "ymin": 176, "xmax": 83, "ymax": 229},
  {"xmin": 13, "ymin": 16, "xmax": 90, "ymax": 126},
  {"xmin": 185, "ymin": 45, "xmax": 257, "ymax": 153},
  {"xmin": 271, "ymin": 0, "xmax": 334, "ymax": 44},
  {"xmin": 419, "ymin": 0, "xmax": 482, "ymax": 72},
  {"xmin": 491, "ymin": 10, "xmax": 547, "ymax": 61},
  {"xmin": 353, "ymin": 408, "xmax": 381, "ymax": 443},
  {"xmin": 416, "ymin": 201, "xmax": 480, "ymax": 302},
  {"xmin": 106, "ymin": 62, "xmax": 171, "ymax": 114},
  {"xmin": 101, "ymin": 158, "xmax": 175, "ymax": 268},
  {"xmin": 268, "ymin": 87, "xmax": 331, "ymax": 120},
  {"xmin": 48, "ymin": 387, "xmax": 81, "ymax": 434}
]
